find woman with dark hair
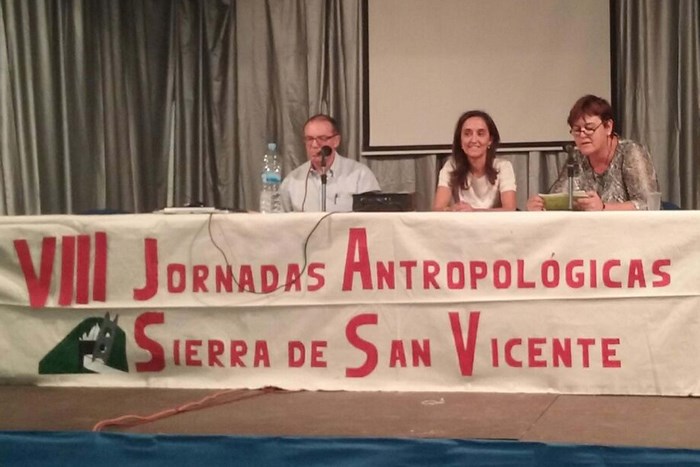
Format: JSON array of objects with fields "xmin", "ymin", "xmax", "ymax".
[
  {"xmin": 433, "ymin": 110, "xmax": 516, "ymax": 211},
  {"xmin": 526, "ymin": 95, "xmax": 658, "ymax": 211}
]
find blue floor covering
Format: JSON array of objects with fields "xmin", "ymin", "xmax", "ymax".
[{"xmin": 2, "ymin": 431, "xmax": 700, "ymax": 466}]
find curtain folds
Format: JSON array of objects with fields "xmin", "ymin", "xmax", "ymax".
[
  {"xmin": 0, "ymin": 0, "xmax": 362, "ymax": 214},
  {"xmin": 171, "ymin": 0, "xmax": 236, "ymax": 209},
  {"xmin": 615, "ymin": 0, "xmax": 700, "ymax": 209},
  {"xmin": 0, "ymin": 1, "xmax": 176, "ymax": 214}
]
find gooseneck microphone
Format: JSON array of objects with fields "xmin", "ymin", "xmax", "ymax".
[
  {"xmin": 564, "ymin": 144, "xmax": 576, "ymax": 210},
  {"xmin": 320, "ymin": 146, "xmax": 332, "ymax": 211}
]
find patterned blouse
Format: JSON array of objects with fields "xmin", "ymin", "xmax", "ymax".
[{"xmin": 550, "ymin": 139, "xmax": 659, "ymax": 210}]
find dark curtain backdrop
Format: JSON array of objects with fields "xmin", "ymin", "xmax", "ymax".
[
  {"xmin": 0, "ymin": 0, "xmax": 697, "ymax": 214},
  {"xmin": 614, "ymin": 0, "xmax": 700, "ymax": 209},
  {"xmin": 0, "ymin": 0, "xmax": 363, "ymax": 214},
  {"xmin": 0, "ymin": 0, "xmax": 173, "ymax": 214}
]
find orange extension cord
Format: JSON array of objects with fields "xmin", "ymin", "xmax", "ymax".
[{"xmin": 92, "ymin": 386, "xmax": 284, "ymax": 432}]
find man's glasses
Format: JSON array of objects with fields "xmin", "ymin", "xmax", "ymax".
[
  {"xmin": 304, "ymin": 134, "xmax": 337, "ymax": 145},
  {"xmin": 569, "ymin": 121, "xmax": 604, "ymax": 136}
]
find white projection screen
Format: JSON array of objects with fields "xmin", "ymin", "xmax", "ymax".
[{"xmin": 363, "ymin": 0, "xmax": 611, "ymax": 154}]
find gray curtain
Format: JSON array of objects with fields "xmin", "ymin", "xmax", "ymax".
[
  {"xmin": 615, "ymin": 0, "xmax": 700, "ymax": 209},
  {"xmin": 0, "ymin": 0, "xmax": 173, "ymax": 214},
  {"xmin": 0, "ymin": 0, "xmax": 361, "ymax": 214}
]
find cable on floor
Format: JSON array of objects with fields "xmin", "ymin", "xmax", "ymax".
[{"xmin": 92, "ymin": 386, "xmax": 286, "ymax": 432}]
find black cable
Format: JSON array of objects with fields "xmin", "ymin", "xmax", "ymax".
[
  {"xmin": 300, "ymin": 166, "xmax": 312, "ymax": 212},
  {"xmin": 206, "ymin": 211, "xmax": 336, "ymax": 294},
  {"xmin": 545, "ymin": 150, "xmax": 576, "ymax": 194}
]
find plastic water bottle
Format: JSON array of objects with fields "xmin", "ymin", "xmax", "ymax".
[{"xmin": 259, "ymin": 142, "xmax": 282, "ymax": 213}]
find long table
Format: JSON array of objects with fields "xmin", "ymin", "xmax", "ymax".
[{"xmin": 1, "ymin": 211, "xmax": 699, "ymax": 395}]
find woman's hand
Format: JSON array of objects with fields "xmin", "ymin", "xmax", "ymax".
[
  {"xmin": 575, "ymin": 191, "xmax": 604, "ymax": 211},
  {"xmin": 526, "ymin": 194, "xmax": 545, "ymax": 211},
  {"xmin": 451, "ymin": 202, "xmax": 474, "ymax": 212}
]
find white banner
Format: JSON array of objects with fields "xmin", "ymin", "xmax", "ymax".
[{"xmin": 1, "ymin": 211, "xmax": 699, "ymax": 394}]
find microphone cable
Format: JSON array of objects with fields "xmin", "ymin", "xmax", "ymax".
[
  {"xmin": 544, "ymin": 145, "xmax": 577, "ymax": 194},
  {"xmin": 206, "ymin": 211, "xmax": 336, "ymax": 295},
  {"xmin": 300, "ymin": 166, "xmax": 312, "ymax": 212}
]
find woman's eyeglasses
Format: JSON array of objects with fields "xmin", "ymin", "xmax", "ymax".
[{"xmin": 569, "ymin": 121, "xmax": 604, "ymax": 136}]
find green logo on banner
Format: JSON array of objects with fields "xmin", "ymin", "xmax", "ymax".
[{"xmin": 39, "ymin": 313, "xmax": 128, "ymax": 374}]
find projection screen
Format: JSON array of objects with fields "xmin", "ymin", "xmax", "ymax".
[{"xmin": 363, "ymin": 0, "xmax": 612, "ymax": 154}]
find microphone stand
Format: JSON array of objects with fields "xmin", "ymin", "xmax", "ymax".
[
  {"xmin": 319, "ymin": 146, "xmax": 332, "ymax": 212},
  {"xmin": 320, "ymin": 156, "xmax": 327, "ymax": 212},
  {"xmin": 566, "ymin": 145, "xmax": 575, "ymax": 211}
]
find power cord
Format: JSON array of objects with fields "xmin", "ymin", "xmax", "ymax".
[{"xmin": 92, "ymin": 386, "xmax": 287, "ymax": 432}]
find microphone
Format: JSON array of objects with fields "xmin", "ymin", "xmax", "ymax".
[
  {"xmin": 320, "ymin": 146, "xmax": 332, "ymax": 168},
  {"xmin": 564, "ymin": 144, "xmax": 576, "ymax": 210},
  {"xmin": 564, "ymin": 143, "xmax": 576, "ymax": 161}
]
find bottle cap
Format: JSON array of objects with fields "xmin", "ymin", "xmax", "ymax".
[{"xmin": 267, "ymin": 142, "xmax": 277, "ymax": 152}]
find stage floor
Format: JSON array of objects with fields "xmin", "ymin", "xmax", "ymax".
[{"xmin": 2, "ymin": 386, "xmax": 700, "ymax": 450}]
